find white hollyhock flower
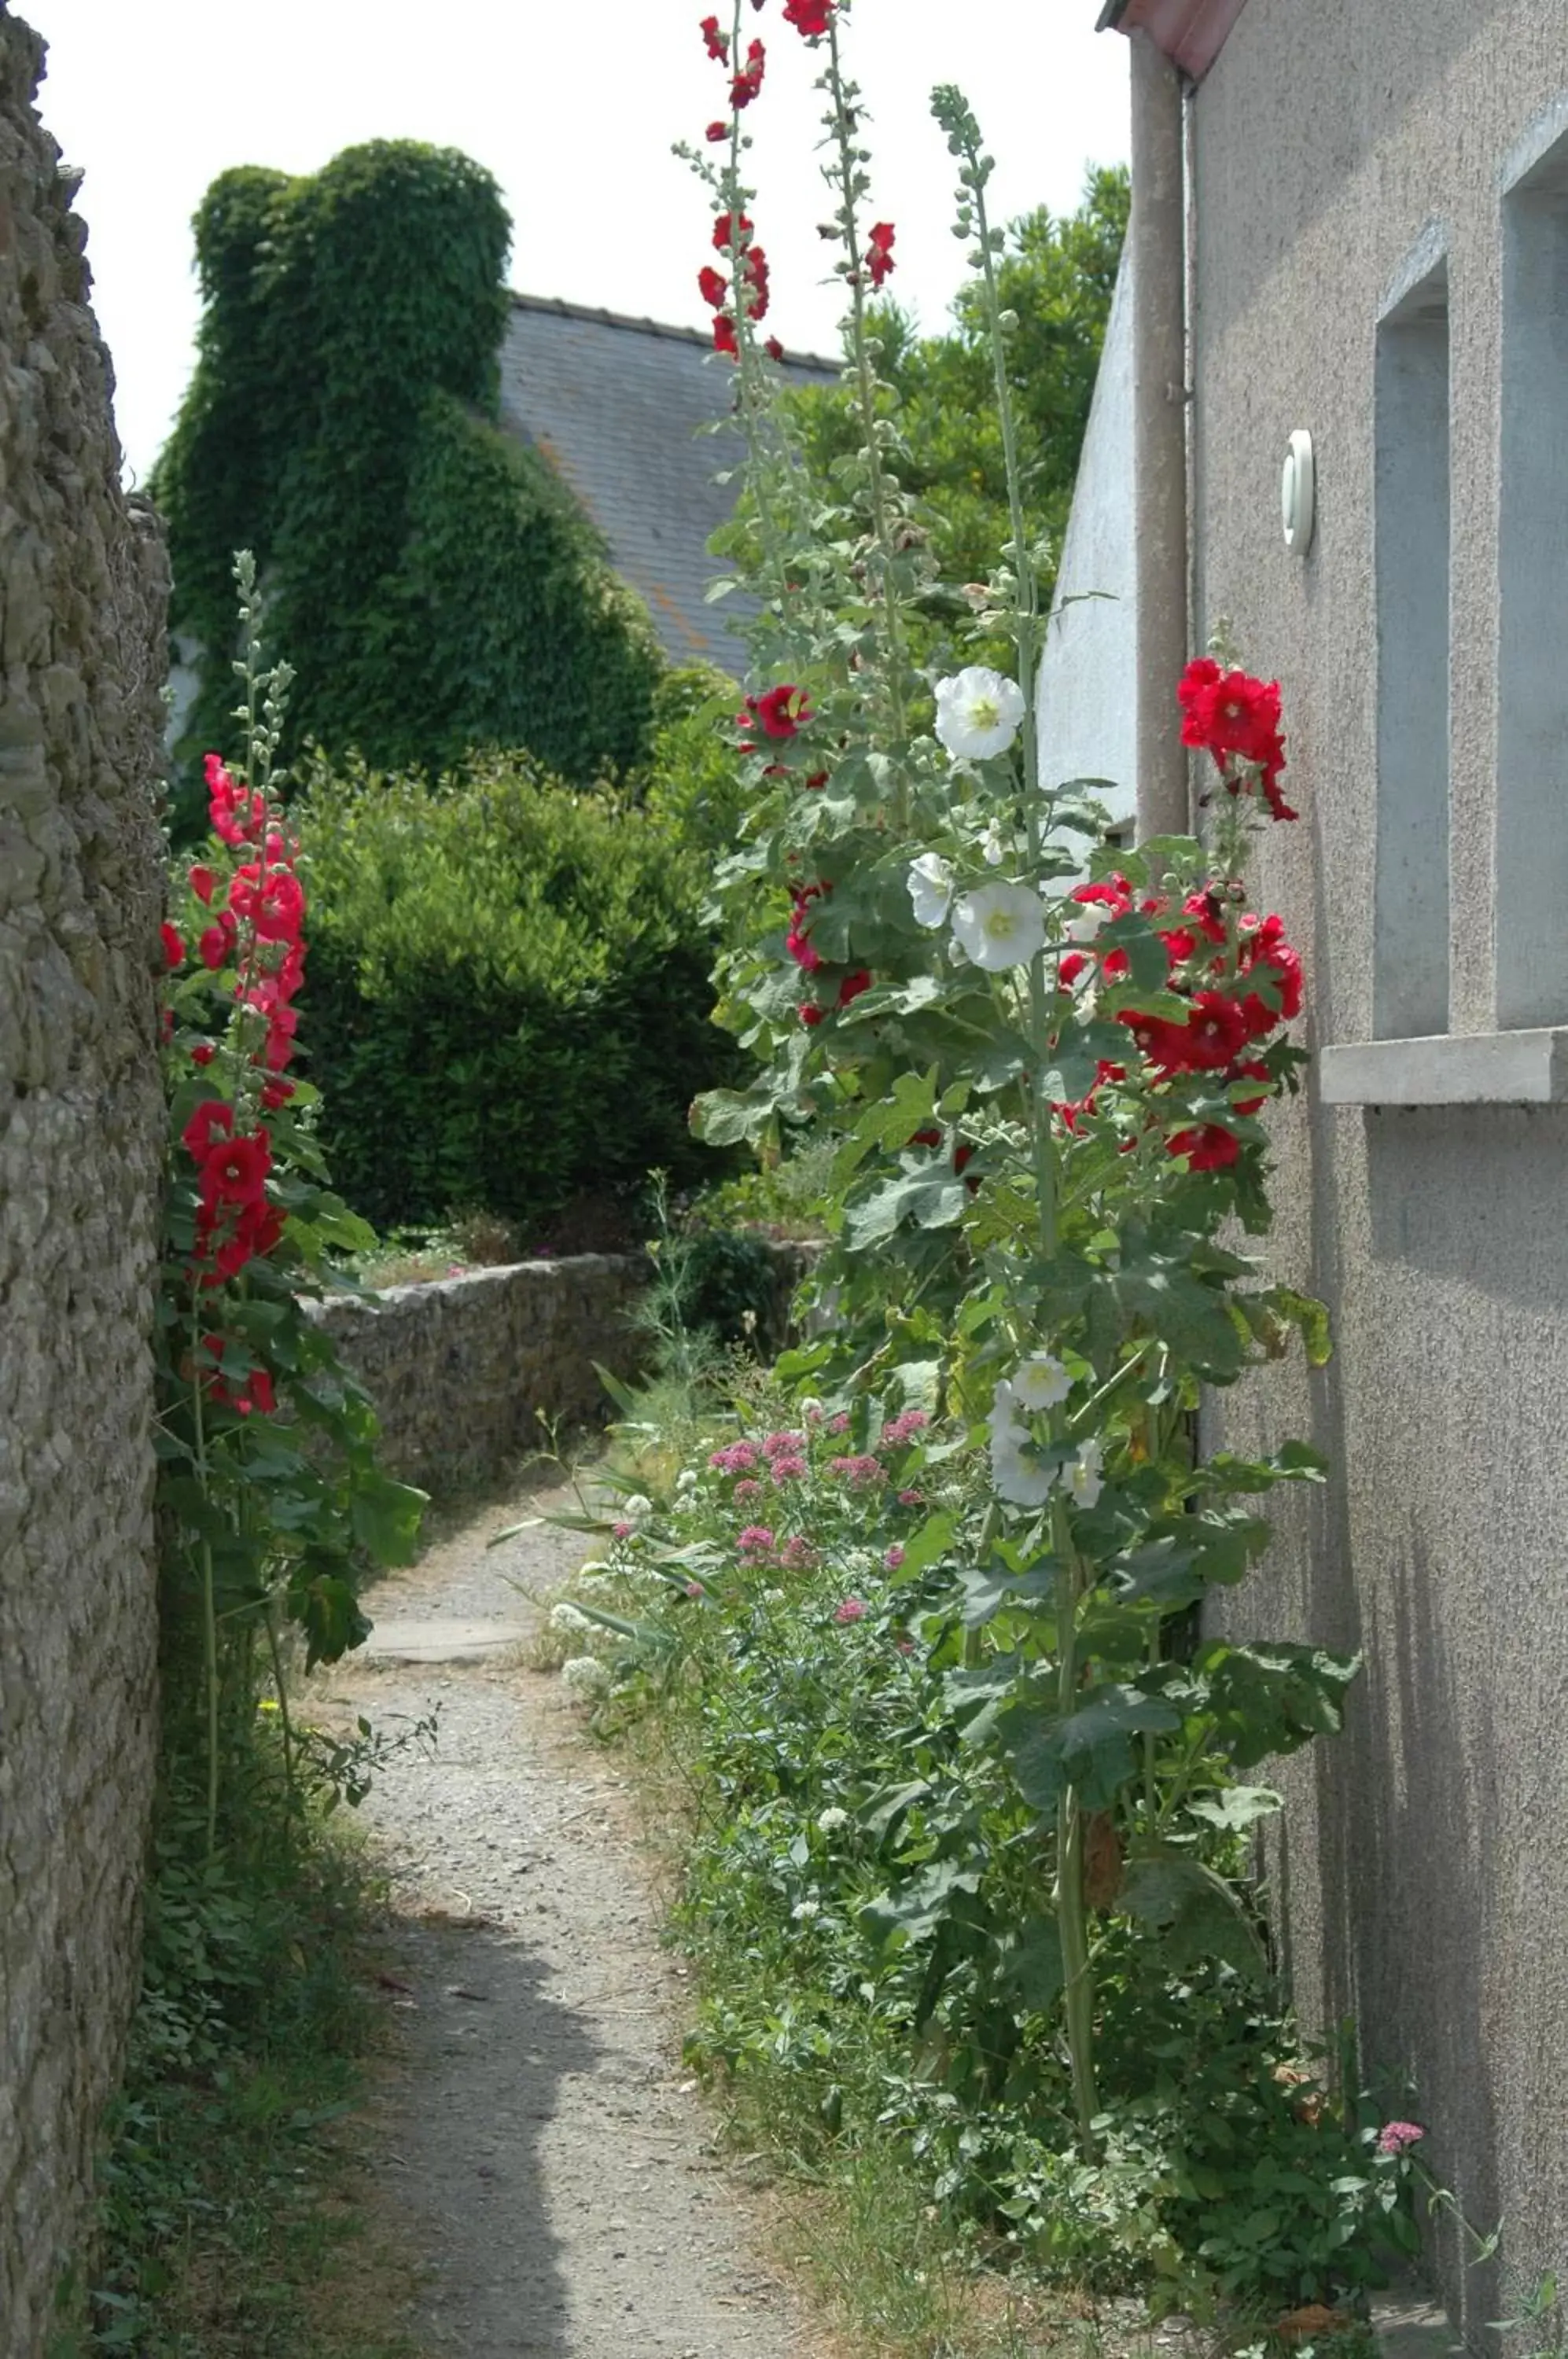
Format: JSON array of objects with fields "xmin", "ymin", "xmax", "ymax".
[
  {"xmin": 934, "ymin": 667, "xmax": 1026, "ymax": 760},
  {"xmin": 1066, "ymin": 1440, "xmax": 1105, "ymax": 1510},
  {"xmin": 981, "ymin": 819, "xmax": 1007, "ymax": 867},
  {"xmin": 951, "ymin": 884, "xmax": 1047, "ymax": 972},
  {"xmin": 1063, "ymin": 900, "xmax": 1111, "ymax": 944},
  {"xmin": 1014, "ymin": 1352, "xmax": 1071, "ymax": 1410},
  {"xmin": 988, "ymin": 1378, "xmax": 1056, "ymax": 1507},
  {"xmin": 907, "ymin": 852, "xmax": 955, "ymax": 929}
]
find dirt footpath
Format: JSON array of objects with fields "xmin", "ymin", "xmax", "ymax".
[{"xmin": 328, "ymin": 1478, "xmax": 813, "ymax": 2359}]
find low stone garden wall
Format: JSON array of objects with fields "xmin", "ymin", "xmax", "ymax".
[{"xmin": 309, "ymin": 1254, "xmax": 650, "ymax": 1491}]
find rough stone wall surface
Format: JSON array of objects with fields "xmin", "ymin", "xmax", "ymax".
[
  {"xmin": 1188, "ymin": 0, "xmax": 1568, "ymax": 2331},
  {"xmin": 310, "ymin": 1258, "xmax": 653, "ymax": 1492},
  {"xmin": 0, "ymin": 13, "xmax": 167, "ymax": 2350}
]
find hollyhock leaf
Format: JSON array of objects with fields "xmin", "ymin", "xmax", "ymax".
[
  {"xmin": 1099, "ymin": 915, "xmax": 1172, "ymax": 995},
  {"xmin": 1186, "ymin": 1784, "xmax": 1284, "ymax": 1833},
  {"xmin": 350, "ymin": 1468, "xmax": 428, "ymax": 1567},
  {"xmin": 1190, "ymin": 1640, "xmax": 1363, "ymax": 1768},
  {"xmin": 1269, "ymin": 1286, "xmax": 1334, "ymax": 1367},
  {"xmin": 1118, "ymin": 1853, "xmax": 1268, "ymax": 1979},
  {"xmin": 856, "ymin": 1777, "xmax": 933, "ymax": 1846},
  {"xmin": 860, "ymin": 1858, "xmax": 983, "ymax": 1951},
  {"xmin": 960, "ymin": 1555, "xmax": 1059, "ymax": 1628},
  {"xmin": 998, "ymin": 1913, "xmax": 1066, "ymax": 2011},
  {"xmin": 1000, "ymin": 1684, "xmax": 1181, "ymax": 1814},
  {"xmin": 1040, "ymin": 1047, "xmax": 1100, "ymax": 1104},
  {"xmin": 895, "ymin": 1507, "xmax": 958, "ymax": 1581},
  {"xmin": 846, "ymin": 1170, "xmax": 966, "ymax": 1249}
]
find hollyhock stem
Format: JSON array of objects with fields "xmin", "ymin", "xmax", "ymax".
[
  {"xmin": 951, "ymin": 85, "xmax": 1102, "ymax": 2151},
  {"xmin": 824, "ymin": 14, "xmax": 907, "ymax": 757},
  {"xmin": 189, "ymin": 1324, "xmax": 223, "ymax": 1855}
]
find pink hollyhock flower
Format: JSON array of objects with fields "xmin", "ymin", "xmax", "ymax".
[
  {"xmin": 1376, "ymin": 2122, "xmax": 1425, "ymax": 2158},
  {"xmin": 834, "ymin": 1597, "xmax": 867, "ymax": 1624}
]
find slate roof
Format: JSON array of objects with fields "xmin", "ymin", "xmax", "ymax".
[{"xmin": 498, "ymin": 293, "xmax": 838, "ymax": 675}]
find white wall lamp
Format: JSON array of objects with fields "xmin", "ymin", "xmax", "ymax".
[{"xmin": 1282, "ymin": 429, "xmax": 1316, "ymax": 557}]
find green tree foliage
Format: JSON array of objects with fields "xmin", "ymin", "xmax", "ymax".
[
  {"xmin": 153, "ymin": 142, "xmax": 664, "ymax": 830},
  {"xmin": 294, "ymin": 749, "xmax": 743, "ymax": 1235},
  {"xmin": 785, "ymin": 167, "xmax": 1128, "ymax": 605}
]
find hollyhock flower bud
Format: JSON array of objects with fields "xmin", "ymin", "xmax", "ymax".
[
  {"xmin": 705, "ymin": 119, "xmax": 729, "ymax": 142},
  {"xmin": 713, "ymin": 211, "xmax": 753, "ymax": 252},
  {"xmin": 764, "ymin": 335, "xmax": 785, "ymax": 362}
]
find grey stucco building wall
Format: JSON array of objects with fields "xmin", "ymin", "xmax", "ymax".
[
  {"xmin": 1184, "ymin": 0, "xmax": 1568, "ymax": 2329},
  {"xmin": 0, "ymin": 13, "xmax": 167, "ymax": 2346}
]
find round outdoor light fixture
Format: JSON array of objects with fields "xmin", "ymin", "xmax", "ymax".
[{"xmin": 1282, "ymin": 429, "xmax": 1316, "ymax": 557}]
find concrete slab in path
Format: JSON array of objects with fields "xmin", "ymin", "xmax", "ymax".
[{"xmin": 360, "ymin": 1616, "xmax": 532, "ymax": 1664}]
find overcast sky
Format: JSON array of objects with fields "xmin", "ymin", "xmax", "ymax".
[{"xmin": 24, "ymin": 0, "xmax": 1128, "ymax": 485}]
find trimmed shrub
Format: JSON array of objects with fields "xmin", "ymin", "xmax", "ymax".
[{"xmin": 294, "ymin": 751, "xmax": 742, "ymax": 1236}]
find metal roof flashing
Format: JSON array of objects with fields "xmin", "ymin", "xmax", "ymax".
[{"xmin": 1097, "ymin": 0, "xmax": 1247, "ymax": 80}]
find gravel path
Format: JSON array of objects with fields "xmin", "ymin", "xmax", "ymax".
[{"xmin": 326, "ymin": 1478, "xmax": 814, "ymax": 2359}]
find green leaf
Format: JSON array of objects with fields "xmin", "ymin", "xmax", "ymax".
[
  {"xmin": 1191, "ymin": 1640, "xmax": 1362, "ymax": 1769},
  {"xmin": 1270, "ymin": 1287, "xmax": 1334, "ymax": 1367},
  {"xmin": 349, "ymin": 1469, "xmax": 426, "ymax": 1566},
  {"xmin": 1117, "ymin": 1851, "xmax": 1269, "ymax": 1979},
  {"xmin": 861, "ymin": 1858, "xmax": 981, "ymax": 1949},
  {"xmin": 845, "ymin": 1169, "xmax": 966, "ymax": 1249},
  {"xmin": 1185, "ymin": 1785, "xmax": 1283, "ymax": 1833},
  {"xmin": 1000, "ymin": 1684, "xmax": 1180, "ymax": 1812},
  {"xmin": 896, "ymin": 1507, "xmax": 957, "ymax": 1580},
  {"xmin": 997, "ymin": 1912, "xmax": 1065, "ymax": 2011}
]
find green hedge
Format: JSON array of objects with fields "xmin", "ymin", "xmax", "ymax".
[
  {"xmin": 294, "ymin": 751, "xmax": 742, "ymax": 1235},
  {"xmin": 153, "ymin": 142, "xmax": 664, "ymax": 830}
]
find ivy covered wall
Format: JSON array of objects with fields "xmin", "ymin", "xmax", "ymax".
[{"xmin": 153, "ymin": 142, "xmax": 664, "ymax": 828}]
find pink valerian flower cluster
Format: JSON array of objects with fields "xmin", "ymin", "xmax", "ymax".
[
  {"xmin": 763, "ymin": 1430, "xmax": 807, "ymax": 1459},
  {"xmin": 1375, "ymin": 2122, "xmax": 1426, "ymax": 2158},
  {"xmin": 709, "ymin": 1438, "xmax": 760, "ymax": 1474},
  {"xmin": 878, "ymin": 1409, "xmax": 928, "ymax": 1452},
  {"xmin": 834, "ymin": 1596, "xmax": 867, "ymax": 1624},
  {"xmin": 829, "ymin": 1453, "xmax": 885, "ymax": 1487},
  {"xmin": 738, "ymin": 1524, "xmax": 776, "ymax": 1556},
  {"xmin": 1177, "ymin": 658, "xmax": 1296, "ymax": 823},
  {"xmin": 733, "ymin": 1477, "xmax": 765, "ymax": 1504}
]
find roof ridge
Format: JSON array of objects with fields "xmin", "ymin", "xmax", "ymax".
[{"xmin": 508, "ymin": 288, "xmax": 840, "ymax": 374}]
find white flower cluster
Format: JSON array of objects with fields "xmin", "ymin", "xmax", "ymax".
[
  {"xmin": 561, "ymin": 1654, "xmax": 611, "ymax": 1700},
  {"xmin": 987, "ymin": 1356, "xmax": 1103, "ymax": 1511},
  {"xmin": 906, "ymin": 671, "xmax": 1049, "ymax": 973},
  {"xmin": 817, "ymin": 1806, "xmax": 850, "ymax": 1833},
  {"xmin": 620, "ymin": 1493, "xmax": 653, "ymax": 1525},
  {"xmin": 550, "ymin": 1599, "xmax": 594, "ymax": 1636}
]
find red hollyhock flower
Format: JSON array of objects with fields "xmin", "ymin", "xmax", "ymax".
[
  {"xmin": 191, "ymin": 1042, "xmax": 215, "ymax": 1067},
  {"xmin": 188, "ymin": 863, "xmax": 217, "ymax": 905},
  {"xmin": 712, "ymin": 312, "xmax": 738, "ymax": 355},
  {"xmin": 182, "ymin": 1098, "xmax": 235, "ymax": 1161},
  {"xmin": 731, "ymin": 38, "xmax": 764, "ymax": 105},
  {"xmin": 204, "ymin": 754, "xmax": 267, "ymax": 848},
  {"xmin": 908, "ymin": 1128, "xmax": 943, "ymax": 1149},
  {"xmin": 749, "ymin": 683, "xmax": 813, "ymax": 738},
  {"xmin": 837, "ymin": 968, "xmax": 873, "ymax": 1008},
  {"xmin": 161, "ymin": 922, "xmax": 185, "ymax": 970},
  {"xmin": 705, "ymin": 119, "xmax": 729, "ymax": 142},
  {"xmin": 1123, "ymin": 990, "xmax": 1250, "ymax": 1075},
  {"xmin": 800, "ymin": 1002, "xmax": 825, "ymax": 1027},
  {"xmin": 698, "ymin": 263, "xmax": 727, "ymax": 308},
  {"xmin": 764, "ymin": 335, "xmax": 785, "ymax": 362},
  {"xmin": 1059, "ymin": 950, "xmax": 1089, "ymax": 988},
  {"xmin": 1235, "ymin": 914, "xmax": 1304, "ymax": 1036},
  {"xmin": 229, "ymin": 862, "xmax": 306, "ymax": 944},
  {"xmin": 782, "ymin": 0, "xmax": 834, "ymax": 31},
  {"xmin": 199, "ymin": 1127, "xmax": 272, "ymax": 1208},
  {"xmin": 198, "ymin": 912, "xmax": 238, "ymax": 970},
  {"xmin": 259, "ymin": 1078, "xmax": 295, "ymax": 1111},
  {"xmin": 744, "ymin": 246, "xmax": 770, "ymax": 319},
  {"xmin": 699, "ymin": 13, "xmax": 728, "ymax": 60},
  {"xmin": 713, "ymin": 211, "xmax": 753, "ymax": 252},
  {"xmin": 866, "ymin": 221, "xmax": 896, "ymax": 288},
  {"xmin": 1167, "ymin": 1124, "xmax": 1240, "ymax": 1172}
]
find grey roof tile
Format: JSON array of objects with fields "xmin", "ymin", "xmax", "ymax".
[{"xmin": 498, "ymin": 293, "xmax": 837, "ymax": 675}]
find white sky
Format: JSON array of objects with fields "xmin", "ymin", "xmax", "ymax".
[{"xmin": 24, "ymin": 0, "xmax": 1128, "ymax": 485}]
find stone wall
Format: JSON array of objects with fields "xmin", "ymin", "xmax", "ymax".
[
  {"xmin": 0, "ymin": 14, "xmax": 168, "ymax": 2350},
  {"xmin": 311, "ymin": 1257, "xmax": 653, "ymax": 1492}
]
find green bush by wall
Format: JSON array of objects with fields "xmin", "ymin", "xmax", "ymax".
[
  {"xmin": 294, "ymin": 750, "xmax": 742, "ymax": 1237},
  {"xmin": 153, "ymin": 142, "xmax": 664, "ymax": 830}
]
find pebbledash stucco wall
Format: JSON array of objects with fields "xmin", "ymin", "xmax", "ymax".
[
  {"xmin": 0, "ymin": 12, "xmax": 167, "ymax": 2350},
  {"xmin": 1187, "ymin": 0, "xmax": 1568, "ymax": 2331}
]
